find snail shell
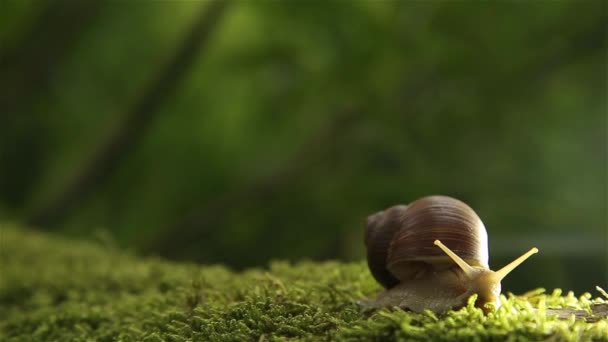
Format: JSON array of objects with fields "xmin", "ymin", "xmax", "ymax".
[{"xmin": 366, "ymin": 196, "xmax": 488, "ymax": 288}]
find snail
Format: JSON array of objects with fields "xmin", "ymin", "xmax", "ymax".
[{"xmin": 363, "ymin": 195, "xmax": 538, "ymax": 313}]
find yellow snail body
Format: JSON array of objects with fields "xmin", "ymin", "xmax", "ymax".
[{"xmin": 364, "ymin": 195, "xmax": 538, "ymax": 313}]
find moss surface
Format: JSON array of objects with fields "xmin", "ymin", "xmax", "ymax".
[{"xmin": 1, "ymin": 225, "xmax": 606, "ymax": 341}]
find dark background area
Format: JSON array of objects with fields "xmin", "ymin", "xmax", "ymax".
[{"xmin": 1, "ymin": 1, "xmax": 606, "ymax": 294}]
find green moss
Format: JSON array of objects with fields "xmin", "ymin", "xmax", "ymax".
[{"xmin": 1, "ymin": 225, "xmax": 606, "ymax": 341}]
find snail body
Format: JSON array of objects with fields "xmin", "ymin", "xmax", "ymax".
[{"xmin": 364, "ymin": 195, "xmax": 537, "ymax": 313}]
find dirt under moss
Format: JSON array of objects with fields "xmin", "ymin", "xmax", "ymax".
[{"xmin": 0, "ymin": 225, "xmax": 606, "ymax": 341}]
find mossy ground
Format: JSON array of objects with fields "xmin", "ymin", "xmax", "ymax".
[{"xmin": 1, "ymin": 225, "xmax": 606, "ymax": 341}]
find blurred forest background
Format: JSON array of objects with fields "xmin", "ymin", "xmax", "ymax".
[{"xmin": 0, "ymin": 1, "xmax": 606, "ymax": 294}]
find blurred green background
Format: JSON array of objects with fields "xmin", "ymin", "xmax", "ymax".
[{"xmin": 1, "ymin": 1, "xmax": 606, "ymax": 294}]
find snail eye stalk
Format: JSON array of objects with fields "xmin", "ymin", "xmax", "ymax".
[
  {"xmin": 434, "ymin": 240, "xmax": 476, "ymax": 279},
  {"xmin": 494, "ymin": 247, "xmax": 538, "ymax": 281}
]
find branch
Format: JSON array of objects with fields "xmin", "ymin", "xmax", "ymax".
[
  {"xmin": 546, "ymin": 303, "xmax": 608, "ymax": 323},
  {"xmin": 0, "ymin": 1, "xmax": 103, "ymax": 118},
  {"xmin": 27, "ymin": 0, "xmax": 231, "ymax": 228}
]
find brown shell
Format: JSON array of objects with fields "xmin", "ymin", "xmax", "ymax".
[
  {"xmin": 364, "ymin": 195, "xmax": 489, "ymax": 288},
  {"xmin": 365, "ymin": 205, "xmax": 408, "ymax": 289}
]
